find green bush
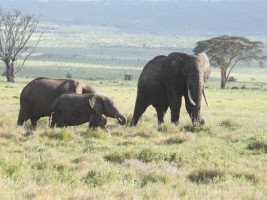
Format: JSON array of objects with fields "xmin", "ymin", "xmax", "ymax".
[
  {"xmin": 83, "ymin": 169, "xmax": 121, "ymax": 188},
  {"xmin": 247, "ymin": 140, "xmax": 267, "ymax": 153},
  {"xmin": 104, "ymin": 150, "xmax": 137, "ymax": 164},
  {"xmin": 228, "ymin": 76, "xmax": 237, "ymax": 82},
  {"xmin": 138, "ymin": 148, "xmax": 167, "ymax": 163},
  {"xmin": 188, "ymin": 168, "xmax": 226, "ymax": 184},
  {"xmin": 66, "ymin": 73, "xmax": 72, "ymax": 79}
]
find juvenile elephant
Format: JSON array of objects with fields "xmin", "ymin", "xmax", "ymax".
[
  {"xmin": 131, "ymin": 52, "xmax": 211, "ymax": 126},
  {"xmin": 50, "ymin": 93, "xmax": 127, "ymax": 129},
  {"xmin": 17, "ymin": 77, "xmax": 96, "ymax": 127}
]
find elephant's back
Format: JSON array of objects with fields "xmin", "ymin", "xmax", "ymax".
[
  {"xmin": 21, "ymin": 78, "xmax": 77, "ymax": 98},
  {"xmin": 139, "ymin": 55, "xmax": 167, "ymax": 84}
]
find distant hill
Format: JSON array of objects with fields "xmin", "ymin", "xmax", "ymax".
[{"xmin": 1, "ymin": 0, "xmax": 267, "ymax": 35}]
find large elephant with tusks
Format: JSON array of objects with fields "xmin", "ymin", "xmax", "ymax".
[
  {"xmin": 17, "ymin": 77, "xmax": 96, "ymax": 127},
  {"xmin": 131, "ymin": 52, "xmax": 211, "ymax": 126}
]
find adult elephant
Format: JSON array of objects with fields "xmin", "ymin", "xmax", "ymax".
[
  {"xmin": 131, "ymin": 52, "xmax": 211, "ymax": 126},
  {"xmin": 17, "ymin": 77, "xmax": 96, "ymax": 127},
  {"xmin": 50, "ymin": 93, "xmax": 127, "ymax": 128}
]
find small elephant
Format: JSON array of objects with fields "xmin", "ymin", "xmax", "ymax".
[
  {"xmin": 131, "ymin": 52, "xmax": 211, "ymax": 126},
  {"xmin": 50, "ymin": 93, "xmax": 127, "ymax": 129},
  {"xmin": 17, "ymin": 77, "xmax": 96, "ymax": 127}
]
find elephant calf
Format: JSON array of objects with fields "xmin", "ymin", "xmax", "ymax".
[
  {"xmin": 50, "ymin": 93, "xmax": 127, "ymax": 129},
  {"xmin": 17, "ymin": 77, "xmax": 96, "ymax": 127}
]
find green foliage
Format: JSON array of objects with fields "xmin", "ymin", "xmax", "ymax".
[
  {"xmin": 66, "ymin": 72, "xmax": 72, "ymax": 79},
  {"xmin": 188, "ymin": 168, "xmax": 226, "ymax": 184},
  {"xmin": 104, "ymin": 150, "xmax": 137, "ymax": 164},
  {"xmin": 83, "ymin": 169, "xmax": 121, "ymax": 188},
  {"xmin": 247, "ymin": 140, "xmax": 267, "ymax": 153},
  {"xmin": 0, "ymin": 159, "xmax": 22, "ymax": 178},
  {"xmin": 138, "ymin": 148, "xmax": 167, "ymax": 163},
  {"xmin": 228, "ymin": 76, "xmax": 237, "ymax": 82}
]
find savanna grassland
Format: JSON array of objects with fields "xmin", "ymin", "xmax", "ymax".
[{"xmin": 0, "ymin": 25, "xmax": 267, "ymax": 199}]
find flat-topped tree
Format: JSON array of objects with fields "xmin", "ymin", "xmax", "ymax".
[
  {"xmin": 0, "ymin": 9, "xmax": 46, "ymax": 82},
  {"xmin": 193, "ymin": 35, "xmax": 266, "ymax": 89}
]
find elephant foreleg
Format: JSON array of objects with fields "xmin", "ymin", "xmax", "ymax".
[
  {"xmin": 131, "ymin": 94, "xmax": 148, "ymax": 126},
  {"xmin": 168, "ymin": 93, "xmax": 182, "ymax": 125},
  {"xmin": 153, "ymin": 104, "xmax": 168, "ymax": 126}
]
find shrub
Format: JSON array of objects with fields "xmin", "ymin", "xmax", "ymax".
[
  {"xmin": 124, "ymin": 74, "xmax": 133, "ymax": 81},
  {"xmin": 228, "ymin": 76, "xmax": 237, "ymax": 82},
  {"xmin": 141, "ymin": 174, "xmax": 171, "ymax": 187},
  {"xmin": 138, "ymin": 148, "xmax": 167, "ymax": 163},
  {"xmin": 104, "ymin": 150, "xmax": 137, "ymax": 164},
  {"xmin": 247, "ymin": 140, "xmax": 267, "ymax": 153},
  {"xmin": 83, "ymin": 169, "xmax": 121, "ymax": 188},
  {"xmin": 66, "ymin": 73, "xmax": 72, "ymax": 79},
  {"xmin": 188, "ymin": 168, "xmax": 226, "ymax": 184}
]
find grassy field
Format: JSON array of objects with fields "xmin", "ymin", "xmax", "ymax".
[
  {"xmin": 0, "ymin": 74, "xmax": 267, "ymax": 199},
  {"xmin": 0, "ymin": 25, "xmax": 267, "ymax": 199}
]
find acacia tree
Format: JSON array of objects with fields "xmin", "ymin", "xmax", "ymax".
[
  {"xmin": 193, "ymin": 35, "xmax": 266, "ymax": 89},
  {"xmin": 0, "ymin": 9, "xmax": 46, "ymax": 82}
]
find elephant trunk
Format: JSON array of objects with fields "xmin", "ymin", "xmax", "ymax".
[
  {"xmin": 187, "ymin": 78, "xmax": 203, "ymax": 124},
  {"xmin": 116, "ymin": 114, "xmax": 127, "ymax": 125}
]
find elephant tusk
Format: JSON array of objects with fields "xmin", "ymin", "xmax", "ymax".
[
  {"xmin": 101, "ymin": 114, "xmax": 107, "ymax": 120},
  {"xmin": 203, "ymin": 89, "xmax": 209, "ymax": 107},
  {"xmin": 188, "ymin": 89, "xmax": 196, "ymax": 106}
]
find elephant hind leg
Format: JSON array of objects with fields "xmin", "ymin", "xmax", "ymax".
[{"xmin": 153, "ymin": 104, "xmax": 168, "ymax": 126}]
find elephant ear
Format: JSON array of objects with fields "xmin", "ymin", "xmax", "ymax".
[
  {"xmin": 75, "ymin": 83, "xmax": 86, "ymax": 94},
  {"xmin": 88, "ymin": 95, "xmax": 103, "ymax": 116},
  {"xmin": 196, "ymin": 52, "xmax": 211, "ymax": 82}
]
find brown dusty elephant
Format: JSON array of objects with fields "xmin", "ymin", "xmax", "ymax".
[
  {"xmin": 17, "ymin": 77, "xmax": 96, "ymax": 127},
  {"xmin": 50, "ymin": 93, "xmax": 127, "ymax": 129},
  {"xmin": 131, "ymin": 52, "xmax": 211, "ymax": 126}
]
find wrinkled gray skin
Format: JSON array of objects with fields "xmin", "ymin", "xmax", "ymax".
[
  {"xmin": 50, "ymin": 93, "xmax": 127, "ymax": 129},
  {"xmin": 17, "ymin": 77, "xmax": 96, "ymax": 127},
  {"xmin": 131, "ymin": 52, "xmax": 211, "ymax": 126}
]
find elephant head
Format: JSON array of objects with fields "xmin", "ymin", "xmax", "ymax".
[
  {"xmin": 186, "ymin": 52, "xmax": 211, "ymax": 124},
  {"xmin": 88, "ymin": 94, "xmax": 127, "ymax": 125}
]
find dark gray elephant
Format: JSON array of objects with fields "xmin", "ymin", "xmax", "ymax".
[
  {"xmin": 131, "ymin": 52, "xmax": 211, "ymax": 126},
  {"xmin": 50, "ymin": 93, "xmax": 127, "ymax": 129},
  {"xmin": 17, "ymin": 77, "xmax": 96, "ymax": 127}
]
